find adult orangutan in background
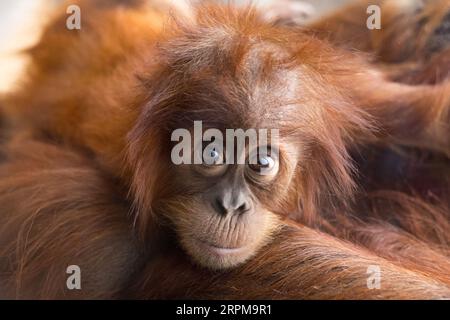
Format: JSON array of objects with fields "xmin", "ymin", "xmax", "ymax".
[{"xmin": 0, "ymin": 0, "xmax": 449, "ymax": 299}]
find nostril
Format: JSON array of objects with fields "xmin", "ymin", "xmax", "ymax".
[
  {"xmin": 214, "ymin": 194, "xmax": 251, "ymax": 216},
  {"xmin": 236, "ymin": 202, "xmax": 250, "ymax": 214},
  {"xmin": 214, "ymin": 198, "xmax": 227, "ymax": 216}
]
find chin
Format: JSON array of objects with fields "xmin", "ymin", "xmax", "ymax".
[{"xmin": 181, "ymin": 236, "xmax": 262, "ymax": 270}]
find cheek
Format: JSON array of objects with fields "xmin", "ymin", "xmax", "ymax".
[{"xmin": 249, "ymin": 175, "xmax": 297, "ymax": 214}]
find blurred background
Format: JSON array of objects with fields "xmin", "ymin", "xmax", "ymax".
[{"xmin": 0, "ymin": 0, "xmax": 351, "ymax": 93}]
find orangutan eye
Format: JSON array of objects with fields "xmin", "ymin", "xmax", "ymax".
[
  {"xmin": 249, "ymin": 155, "xmax": 275, "ymax": 172},
  {"xmin": 246, "ymin": 146, "xmax": 279, "ymax": 179},
  {"xmin": 209, "ymin": 149, "xmax": 221, "ymax": 163},
  {"xmin": 203, "ymin": 147, "xmax": 224, "ymax": 166}
]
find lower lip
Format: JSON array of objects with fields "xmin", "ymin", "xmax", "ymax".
[{"xmin": 195, "ymin": 239, "xmax": 246, "ymax": 256}]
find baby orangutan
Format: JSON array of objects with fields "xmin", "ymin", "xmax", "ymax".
[{"xmin": 0, "ymin": 0, "xmax": 449, "ymax": 299}]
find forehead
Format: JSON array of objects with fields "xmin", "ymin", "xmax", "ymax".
[{"xmin": 165, "ymin": 35, "xmax": 302, "ymax": 131}]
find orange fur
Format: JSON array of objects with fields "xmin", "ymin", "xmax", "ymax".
[{"xmin": 0, "ymin": 0, "xmax": 449, "ymax": 299}]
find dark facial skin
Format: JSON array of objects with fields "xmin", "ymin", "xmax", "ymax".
[{"xmin": 160, "ymin": 137, "xmax": 298, "ymax": 269}]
